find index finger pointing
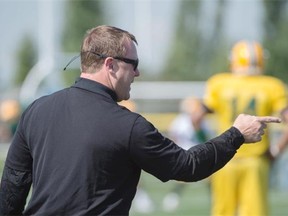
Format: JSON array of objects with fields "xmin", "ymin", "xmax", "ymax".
[{"xmin": 256, "ymin": 116, "xmax": 282, "ymax": 123}]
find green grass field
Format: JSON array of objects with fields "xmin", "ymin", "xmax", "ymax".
[
  {"xmin": 130, "ymin": 171, "xmax": 288, "ymax": 216},
  {"xmin": 0, "ymin": 146, "xmax": 287, "ymax": 216}
]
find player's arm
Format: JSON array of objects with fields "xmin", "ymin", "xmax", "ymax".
[
  {"xmin": 186, "ymin": 114, "xmax": 280, "ymax": 180},
  {"xmin": 270, "ymin": 127, "xmax": 288, "ymax": 159},
  {"xmin": 191, "ymin": 102, "xmax": 211, "ymax": 128},
  {"xmin": 191, "ymin": 102, "xmax": 212, "ymax": 142},
  {"xmin": 269, "ymin": 107, "xmax": 288, "ymax": 158}
]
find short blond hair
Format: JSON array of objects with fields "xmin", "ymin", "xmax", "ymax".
[{"xmin": 80, "ymin": 25, "xmax": 137, "ymax": 73}]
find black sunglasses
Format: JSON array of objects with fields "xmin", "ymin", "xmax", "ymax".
[
  {"xmin": 63, "ymin": 51, "xmax": 139, "ymax": 71},
  {"xmin": 89, "ymin": 51, "xmax": 139, "ymax": 71}
]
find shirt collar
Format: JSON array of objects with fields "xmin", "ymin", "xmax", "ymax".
[{"xmin": 72, "ymin": 77, "xmax": 118, "ymax": 101}]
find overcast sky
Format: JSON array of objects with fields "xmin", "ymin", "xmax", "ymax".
[{"xmin": 0, "ymin": 0, "xmax": 263, "ymax": 90}]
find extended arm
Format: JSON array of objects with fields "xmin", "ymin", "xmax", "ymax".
[{"xmin": 131, "ymin": 114, "xmax": 280, "ymax": 182}]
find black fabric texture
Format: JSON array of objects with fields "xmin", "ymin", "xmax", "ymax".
[{"xmin": 0, "ymin": 78, "xmax": 244, "ymax": 215}]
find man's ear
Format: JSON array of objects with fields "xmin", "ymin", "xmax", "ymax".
[
  {"xmin": 104, "ymin": 57, "xmax": 114, "ymax": 72},
  {"xmin": 109, "ymin": 63, "xmax": 114, "ymax": 70}
]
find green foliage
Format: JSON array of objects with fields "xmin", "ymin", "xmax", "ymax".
[
  {"xmin": 62, "ymin": 1, "xmax": 105, "ymax": 52},
  {"xmin": 161, "ymin": 0, "xmax": 288, "ymax": 82},
  {"xmin": 262, "ymin": 0, "xmax": 288, "ymax": 83},
  {"xmin": 130, "ymin": 171, "xmax": 288, "ymax": 216},
  {"xmin": 61, "ymin": 0, "xmax": 105, "ymax": 85},
  {"xmin": 161, "ymin": 1, "xmax": 201, "ymax": 81},
  {"xmin": 264, "ymin": 21, "xmax": 288, "ymax": 82},
  {"xmin": 13, "ymin": 35, "xmax": 37, "ymax": 87},
  {"xmin": 0, "ymin": 156, "xmax": 287, "ymax": 216},
  {"xmin": 160, "ymin": 0, "xmax": 229, "ymax": 81}
]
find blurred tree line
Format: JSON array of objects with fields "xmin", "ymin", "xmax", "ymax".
[
  {"xmin": 13, "ymin": 0, "xmax": 105, "ymax": 89},
  {"xmin": 13, "ymin": 35, "xmax": 37, "ymax": 87},
  {"xmin": 262, "ymin": 0, "xmax": 288, "ymax": 82},
  {"xmin": 160, "ymin": 0, "xmax": 288, "ymax": 82},
  {"xmin": 13, "ymin": 0, "xmax": 288, "ymax": 88},
  {"xmin": 159, "ymin": 0, "xmax": 228, "ymax": 81},
  {"xmin": 61, "ymin": 0, "xmax": 105, "ymax": 85}
]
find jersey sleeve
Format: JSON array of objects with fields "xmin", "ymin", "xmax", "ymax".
[{"xmin": 270, "ymin": 78, "xmax": 288, "ymax": 113}]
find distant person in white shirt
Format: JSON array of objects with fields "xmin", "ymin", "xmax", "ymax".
[{"xmin": 162, "ymin": 97, "xmax": 209, "ymax": 212}]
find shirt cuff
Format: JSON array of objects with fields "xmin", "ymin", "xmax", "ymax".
[{"xmin": 228, "ymin": 126, "xmax": 245, "ymax": 149}]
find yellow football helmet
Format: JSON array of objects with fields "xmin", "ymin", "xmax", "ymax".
[{"xmin": 230, "ymin": 40, "xmax": 264, "ymax": 75}]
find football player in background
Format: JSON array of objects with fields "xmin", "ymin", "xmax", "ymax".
[
  {"xmin": 162, "ymin": 97, "xmax": 209, "ymax": 212},
  {"xmin": 0, "ymin": 99, "xmax": 21, "ymax": 142},
  {"xmin": 193, "ymin": 40, "xmax": 288, "ymax": 216}
]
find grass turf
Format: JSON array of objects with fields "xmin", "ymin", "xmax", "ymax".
[
  {"xmin": 131, "ymin": 171, "xmax": 288, "ymax": 216},
  {"xmin": 0, "ymin": 147, "xmax": 287, "ymax": 216}
]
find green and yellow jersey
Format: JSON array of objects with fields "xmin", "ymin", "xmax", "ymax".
[{"xmin": 204, "ymin": 73, "xmax": 288, "ymax": 157}]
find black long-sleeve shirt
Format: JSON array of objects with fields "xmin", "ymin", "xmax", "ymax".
[{"xmin": 0, "ymin": 78, "xmax": 244, "ymax": 215}]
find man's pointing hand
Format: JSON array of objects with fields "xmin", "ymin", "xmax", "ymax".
[{"xmin": 233, "ymin": 114, "xmax": 281, "ymax": 143}]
